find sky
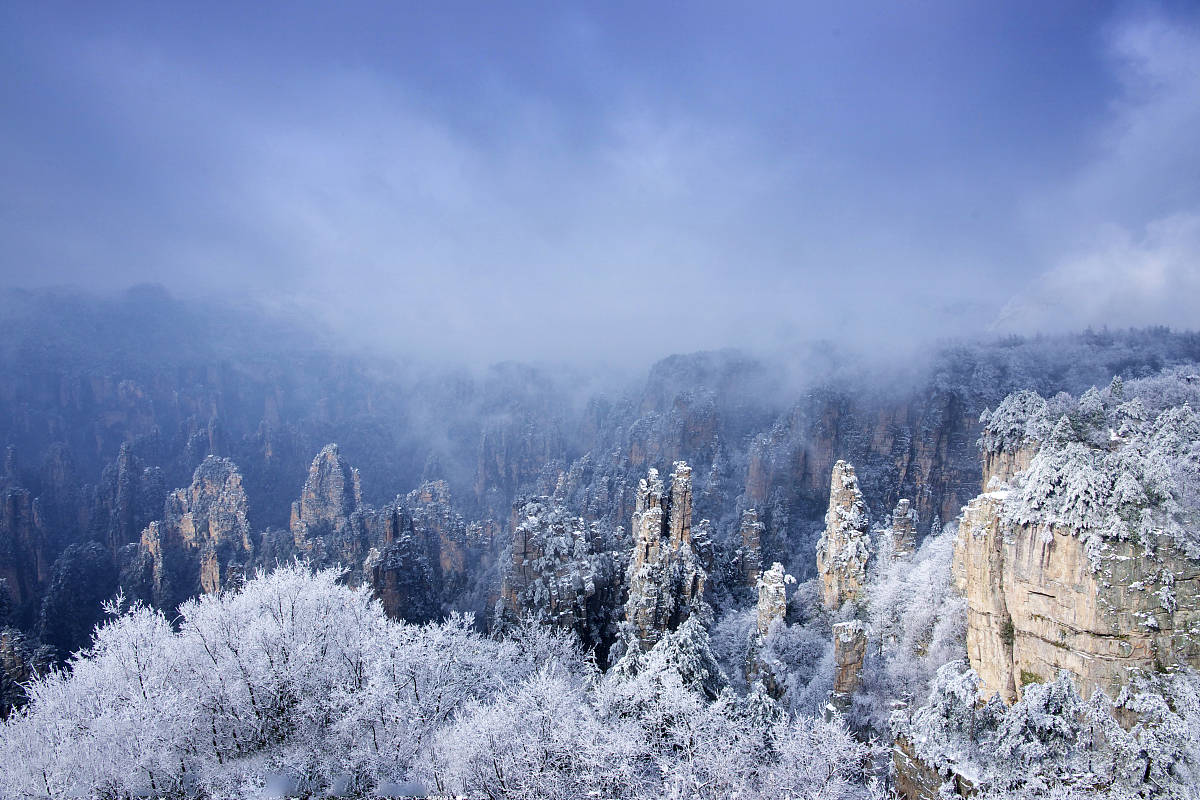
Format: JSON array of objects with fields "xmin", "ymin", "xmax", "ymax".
[{"xmin": 2, "ymin": 1, "xmax": 1199, "ymax": 364}]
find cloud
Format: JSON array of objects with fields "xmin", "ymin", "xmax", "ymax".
[
  {"xmin": 1000, "ymin": 12, "xmax": 1200, "ymax": 334},
  {"xmin": 995, "ymin": 212, "xmax": 1200, "ymax": 332},
  {"xmin": 6, "ymin": 4, "xmax": 1197, "ymax": 364}
]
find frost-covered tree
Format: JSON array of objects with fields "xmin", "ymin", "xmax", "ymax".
[
  {"xmin": 983, "ymin": 371, "xmax": 1200, "ymax": 560},
  {"xmin": 851, "ymin": 523, "xmax": 966, "ymax": 735},
  {"xmin": 0, "ymin": 563, "xmax": 883, "ymax": 800},
  {"xmin": 895, "ymin": 662, "xmax": 1200, "ymax": 799}
]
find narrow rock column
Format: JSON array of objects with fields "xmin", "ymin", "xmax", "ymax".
[
  {"xmin": 740, "ymin": 509, "xmax": 765, "ymax": 587},
  {"xmin": 815, "ymin": 460, "xmax": 871, "ymax": 611},
  {"xmin": 889, "ymin": 499, "xmax": 917, "ymax": 559},
  {"xmin": 829, "ymin": 620, "xmax": 868, "ymax": 715},
  {"xmin": 756, "ymin": 562, "xmax": 789, "ymax": 635}
]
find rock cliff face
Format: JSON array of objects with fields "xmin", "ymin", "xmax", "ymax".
[
  {"xmin": 623, "ymin": 463, "xmax": 709, "ymax": 652},
  {"xmin": 954, "ymin": 490, "xmax": 1200, "ymax": 703},
  {"xmin": 816, "ymin": 461, "xmax": 871, "ymax": 611},
  {"xmin": 953, "ymin": 382, "xmax": 1200, "ymax": 703},
  {"xmin": 127, "ymin": 456, "xmax": 253, "ymax": 610}
]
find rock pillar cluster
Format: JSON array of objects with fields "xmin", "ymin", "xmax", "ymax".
[{"xmin": 623, "ymin": 462, "xmax": 708, "ymax": 652}]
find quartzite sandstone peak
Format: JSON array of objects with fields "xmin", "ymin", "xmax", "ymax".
[
  {"xmin": 292, "ymin": 443, "xmax": 363, "ymax": 560},
  {"xmin": 130, "ymin": 456, "xmax": 253, "ymax": 610},
  {"xmin": 816, "ymin": 460, "xmax": 871, "ymax": 611}
]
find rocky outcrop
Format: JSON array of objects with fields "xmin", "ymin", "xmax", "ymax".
[
  {"xmin": 742, "ymin": 387, "xmax": 981, "ymax": 575},
  {"xmin": 128, "ymin": 456, "xmax": 253, "ymax": 610},
  {"xmin": 829, "ymin": 620, "xmax": 868, "ymax": 714},
  {"xmin": 739, "ymin": 509, "xmax": 765, "ymax": 586},
  {"xmin": 406, "ymin": 480, "xmax": 471, "ymax": 588},
  {"xmin": 892, "ymin": 735, "xmax": 976, "ymax": 800},
  {"xmin": 623, "ymin": 463, "xmax": 709, "ymax": 653},
  {"xmin": 0, "ymin": 627, "xmax": 50, "ymax": 718},
  {"xmin": 746, "ymin": 562, "xmax": 791, "ymax": 698},
  {"xmin": 365, "ymin": 480, "xmax": 497, "ymax": 624},
  {"xmin": 91, "ymin": 444, "xmax": 165, "ymax": 557},
  {"xmin": 888, "ymin": 499, "xmax": 918, "ymax": 559},
  {"xmin": 362, "ymin": 502, "xmax": 437, "ymax": 622},
  {"xmin": 37, "ymin": 542, "xmax": 117, "ymax": 660},
  {"xmin": 816, "ymin": 461, "xmax": 871, "ymax": 611},
  {"xmin": 473, "ymin": 403, "xmax": 567, "ymax": 520},
  {"xmin": 0, "ymin": 488, "xmax": 49, "ymax": 614},
  {"xmin": 980, "ymin": 445, "xmax": 1036, "ymax": 491}
]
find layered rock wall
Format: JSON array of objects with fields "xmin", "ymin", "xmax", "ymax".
[{"xmin": 954, "ymin": 492, "xmax": 1200, "ymax": 703}]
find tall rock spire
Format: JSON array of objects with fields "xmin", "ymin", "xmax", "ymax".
[{"xmin": 815, "ymin": 460, "xmax": 871, "ymax": 611}]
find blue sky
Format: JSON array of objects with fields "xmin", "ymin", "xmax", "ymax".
[{"xmin": 2, "ymin": 1, "xmax": 1198, "ymax": 362}]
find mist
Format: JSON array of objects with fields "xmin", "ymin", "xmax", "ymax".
[{"xmin": 2, "ymin": 2, "xmax": 1198, "ymax": 367}]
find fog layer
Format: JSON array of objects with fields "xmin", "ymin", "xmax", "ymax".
[{"xmin": 2, "ymin": 2, "xmax": 1198, "ymax": 364}]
